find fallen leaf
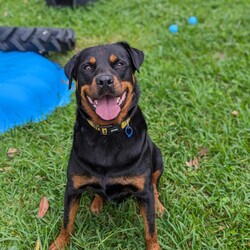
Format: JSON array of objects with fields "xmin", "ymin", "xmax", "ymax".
[
  {"xmin": 186, "ymin": 156, "xmax": 199, "ymax": 169},
  {"xmin": 0, "ymin": 166, "xmax": 12, "ymax": 172},
  {"xmin": 36, "ymin": 239, "xmax": 40, "ymax": 250},
  {"xmin": 199, "ymin": 147, "xmax": 209, "ymax": 157},
  {"xmin": 192, "ymin": 157, "xmax": 199, "ymax": 169},
  {"xmin": 231, "ymin": 110, "xmax": 239, "ymax": 116},
  {"xmin": 214, "ymin": 225, "xmax": 225, "ymax": 233},
  {"xmin": 7, "ymin": 148, "xmax": 18, "ymax": 157},
  {"xmin": 188, "ymin": 240, "xmax": 192, "ymax": 249},
  {"xmin": 213, "ymin": 52, "xmax": 226, "ymax": 61},
  {"xmin": 38, "ymin": 196, "xmax": 49, "ymax": 218},
  {"xmin": 186, "ymin": 159, "xmax": 193, "ymax": 167}
]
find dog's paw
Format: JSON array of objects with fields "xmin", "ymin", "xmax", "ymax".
[
  {"xmin": 49, "ymin": 241, "xmax": 65, "ymax": 250},
  {"xmin": 146, "ymin": 242, "xmax": 160, "ymax": 250},
  {"xmin": 90, "ymin": 194, "xmax": 104, "ymax": 214},
  {"xmin": 156, "ymin": 200, "xmax": 166, "ymax": 217},
  {"xmin": 49, "ymin": 229, "xmax": 70, "ymax": 250}
]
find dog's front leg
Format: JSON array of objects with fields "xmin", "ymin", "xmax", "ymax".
[
  {"xmin": 49, "ymin": 183, "xmax": 81, "ymax": 250},
  {"xmin": 138, "ymin": 185, "xmax": 160, "ymax": 250}
]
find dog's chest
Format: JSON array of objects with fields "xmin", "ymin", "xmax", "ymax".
[{"xmin": 75, "ymin": 131, "xmax": 141, "ymax": 169}]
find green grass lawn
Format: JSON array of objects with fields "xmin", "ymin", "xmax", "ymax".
[{"xmin": 0, "ymin": 0, "xmax": 249, "ymax": 249}]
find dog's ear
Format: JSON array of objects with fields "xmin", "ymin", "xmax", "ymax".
[
  {"xmin": 64, "ymin": 52, "xmax": 80, "ymax": 90},
  {"xmin": 117, "ymin": 41, "xmax": 144, "ymax": 72}
]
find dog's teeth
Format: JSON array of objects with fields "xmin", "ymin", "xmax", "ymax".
[
  {"xmin": 117, "ymin": 97, "xmax": 120, "ymax": 104},
  {"xmin": 94, "ymin": 100, "xmax": 98, "ymax": 105}
]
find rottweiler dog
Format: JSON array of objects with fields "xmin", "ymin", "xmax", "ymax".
[{"xmin": 49, "ymin": 42, "xmax": 165, "ymax": 250}]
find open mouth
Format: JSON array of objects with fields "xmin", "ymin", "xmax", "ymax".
[{"xmin": 86, "ymin": 91, "xmax": 127, "ymax": 121}]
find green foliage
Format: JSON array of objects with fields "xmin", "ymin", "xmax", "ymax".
[{"xmin": 0, "ymin": 0, "xmax": 249, "ymax": 249}]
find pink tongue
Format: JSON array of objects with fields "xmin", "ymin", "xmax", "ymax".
[{"xmin": 96, "ymin": 96, "xmax": 121, "ymax": 120}]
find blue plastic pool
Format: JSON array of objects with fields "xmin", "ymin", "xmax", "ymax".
[{"xmin": 0, "ymin": 51, "xmax": 73, "ymax": 133}]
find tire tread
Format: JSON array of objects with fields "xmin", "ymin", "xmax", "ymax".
[{"xmin": 0, "ymin": 26, "xmax": 75, "ymax": 53}]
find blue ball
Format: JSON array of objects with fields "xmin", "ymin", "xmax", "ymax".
[
  {"xmin": 169, "ymin": 24, "xmax": 178, "ymax": 33},
  {"xmin": 188, "ymin": 16, "xmax": 198, "ymax": 25}
]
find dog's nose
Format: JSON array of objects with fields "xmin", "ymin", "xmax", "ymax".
[{"xmin": 96, "ymin": 74, "xmax": 114, "ymax": 87}]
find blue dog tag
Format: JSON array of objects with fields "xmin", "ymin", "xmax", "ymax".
[{"xmin": 125, "ymin": 124, "xmax": 133, "ymax": 138}]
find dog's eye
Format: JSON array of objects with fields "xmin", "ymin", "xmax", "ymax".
[
  {"xmin": 115, "ymin": 61, "xmax": 125, "ymax": 69},
  {"xmin": 82, "ymin": 64, "xmax": 92, "ymax": 71}
]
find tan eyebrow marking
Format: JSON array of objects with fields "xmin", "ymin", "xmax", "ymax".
[
  {"xmin": 109, "ymin": 54, "xmax": 118, "ymax": 63},
  {"xmin": 89, "ymin": 57, "xmax": 96, "ymax": 64}
]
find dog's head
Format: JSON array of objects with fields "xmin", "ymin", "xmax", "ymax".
[{"xmin": 64, "ymin": 42, "xmax": 144, "ymax": 125}]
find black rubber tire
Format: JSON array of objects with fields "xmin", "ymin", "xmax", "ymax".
[
  {"xmin": 0, "ymin": 27, "xmax": 75, "ymax": 53},
  {"xmin": 46, "ymin": 0, "xmax": 94, "ymax": 7}
]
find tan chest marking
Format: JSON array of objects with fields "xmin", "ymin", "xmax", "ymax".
[
  {"xmin": 72, "ymin": 175, "xmax": 98, "ymax": 189},
  {"xmin": 72, "ymin": 174, "xmax": 146, "ymax": 191},
  {"xmin": 110, "ymin": 175, "xmax": 146, "ymax": 191}
]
